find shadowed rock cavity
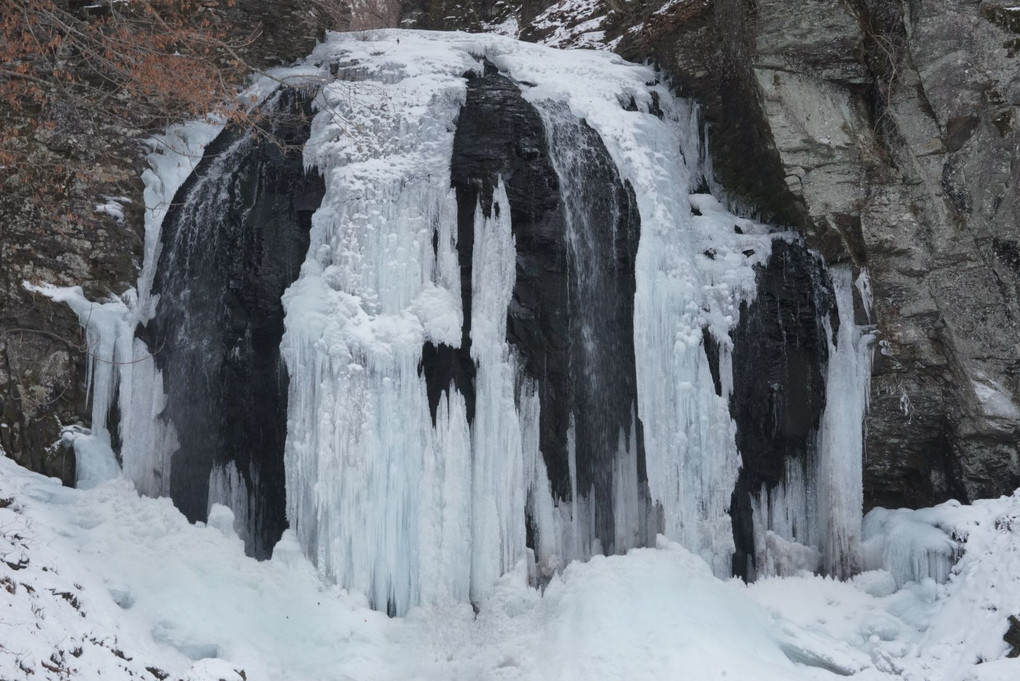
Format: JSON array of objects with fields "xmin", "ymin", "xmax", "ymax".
[
  {"xmin": 145, "ymin": 88, "xmax": 324, "ymax": 558},
  {"xmin": 728, "ymin": 240, "xmax": 835, "ymax": 580},
  {"xmin": 434, "ymin": 63, "xmax": 645, "ymax": 553}
]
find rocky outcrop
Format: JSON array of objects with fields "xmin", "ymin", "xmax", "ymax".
[
  {"xmin": 0, "ymin": 0, "xmax": 330, "ymax": 484},
  {"xmin": 749, "ymin": 0, "xmax": 1020, "ymax": 508},
  {"xmin": 0, "ymin": 106, "xmax": 145, "ymax": 485}
]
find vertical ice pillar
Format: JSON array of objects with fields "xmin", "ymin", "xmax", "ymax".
[
  {"xmin": 626, "ymin": 109, "xmax": 742, "ymax": 577},
  {"xmin": 817, "ymin": 266, "xmax": 873, "ymax": 578},
  {"xmin": 468, "ymin": 180, "xmax": 528, "ymax": 599},
  {"xmin": 281, "ymin": 45, "xmax": 480, "ymax": 614}
]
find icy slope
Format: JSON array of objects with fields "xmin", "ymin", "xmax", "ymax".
[{"xmin": 0, "ymin": 454, "xmax": 807, "ymax": 681}]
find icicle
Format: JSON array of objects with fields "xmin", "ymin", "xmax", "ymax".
[
  {"xmin": 816, "ymin": 266, "xmax": 874, "ymax": 578},
  {"xmin": 25, "ymin": 283, "xmax": 133, "ymax": 488},
  {"xmin": 467, "ymin": 179, "xmax": 529, "ymax": 600}
]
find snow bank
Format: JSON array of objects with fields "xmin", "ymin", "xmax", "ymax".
[
  {"xmin": 0, "ymin": 453, "xmax": 819, "ymax": 681},
  {"xmin": 749, "ymin": 491, "xmax": 1020, "ymax": 681},
  {"xmin": 4, "ymin": 451, "xmax": 1020, "ymax": 680}
]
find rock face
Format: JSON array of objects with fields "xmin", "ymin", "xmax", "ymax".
[
  {"xmin": 0, "ymin": 100, "xmax": 145, "ymax": 486},
  {"xmin": 726, "ymin": 0, "xmax": 1020, "ymax": 509},
  {"xmin": 145, "ymin": 90, "xmax": 323, "ymax": 558},
  {"xmin": 0, "ymin": 0, "xmax": 330, "ymax": 486}
]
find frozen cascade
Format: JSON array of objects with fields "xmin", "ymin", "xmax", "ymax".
[
  {"xmin": 467, "ymin": 179, "xmax": 529, "ymax": 599},
  {"xmin": 142, "ymin": 132, "xmax": 252, "ymax": 517},
  {"xmin": 33, "ymin": 30, "xmax": 878, "ymax": 616},
  {"xmin": 32, "ymin": 89, "xmax": 325, "ymax": 556},
  {"xmin": 285, "ymin": 30, "xmax": 784, "ymax": 612},
  {"xmin": 816, "ymin": 266, "xmax": 874, "ymax": 577},
  {"xmin": 497, "ymin": 42, "xmax": 775, "ymax": 578},
  {"xmin": 282, "ymin": 45, "xmax": 475, "ymax": 614}
]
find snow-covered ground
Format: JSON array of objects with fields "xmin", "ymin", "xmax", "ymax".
[{"xmin": 2, "ymin": 452, "xmax": 1019, "ymax": 681}]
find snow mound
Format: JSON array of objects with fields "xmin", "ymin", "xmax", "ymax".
[
  {"xmin": 4, "ymin": 451, "xmax": 1020, "ymax": 679},
  {"xmin": 0, "ymin": 453, "xmax": 820, "ymax": 681}
]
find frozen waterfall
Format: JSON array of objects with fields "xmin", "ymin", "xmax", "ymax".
[
  {"xmin": 40, "ymin": 30, "xmax": 875, "ymax": 616},
  {"xmin": 278, "ymin": 32, "xmax": 872, "ymax": 612}
]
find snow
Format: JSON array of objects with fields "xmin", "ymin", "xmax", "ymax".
[
  {"xmin": 530, "ymin": 0, "xmax": 615, "ymax": 50},
  {"xmin": 4, "ymin": 451, "xmax": 1020, "ymax": 680},
  {"xmin": 748, "ymin": 491, "xmax": 1020, "ymax": 681},
  {"xmin": 969, "ymin": 375, "xmax": 1020, "ymax": 422},
  {"xmin": 94, "ymin": 195, "xmax": 127, "ymax": 222}
]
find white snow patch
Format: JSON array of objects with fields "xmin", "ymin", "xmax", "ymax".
[{"xmin": 93, "ymin": 196, "xmax": 127, "ymax": 222}]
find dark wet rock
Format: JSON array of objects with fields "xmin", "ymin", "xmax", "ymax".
[
  {"xmin": 729, "ymin": 240, "xmax": 835, "ymax": 579},
  {"xmin": 446, "ymin": 65, "xmax": 644, "ymax": 552},
  {"xmin": 146, "ymin": 89, "xmax": 324, "ymax": 558}
]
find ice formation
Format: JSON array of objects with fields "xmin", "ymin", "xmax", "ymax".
[
  {"xmin": 862, "ymin": 502, "xmax": 965, "ymax": 586},
  {"xmin": 281, "ymin": 30, "xmax": 837, "ymax": 611},
  {"xmin": 32, "ymin": 30, "xmax": 875, "ymax": 613}
]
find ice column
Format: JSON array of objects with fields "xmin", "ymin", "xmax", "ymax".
[
  {"xmin": 281, "ymin": 50, "xmax": 479, "ymax": 614},
  {"xmin": 25, "ymin": 284, "xmax": 133, "ymax": 488},
  {"xmin": 817, "ymin": 266, "xmax": 874, "ymax": 577},
  {"xmin": 468, "ymin": 180, "xmax": 528, "ymax": 600}
]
